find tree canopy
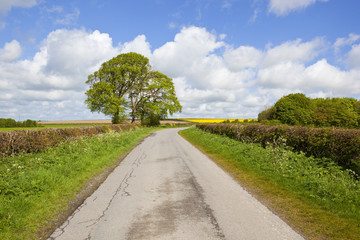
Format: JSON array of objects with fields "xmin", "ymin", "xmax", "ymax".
[
  {"xmin": 258, "ymin": 93, "xmax": 360, "ymax": 128},
  {"xmin": 85, "ymin": 52, "xmax": 182, "ymax": 124}
]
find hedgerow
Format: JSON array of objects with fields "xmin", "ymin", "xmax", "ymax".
[
  {"xmin": 196, "ymin": 123, "xmax": 360, "ymax": 169},
  {"xmin": 0, "ymin": 124, "xmax": 138, "ymax": 158}
]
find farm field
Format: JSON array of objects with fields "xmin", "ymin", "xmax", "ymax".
[
  {"xmin": 0, "ymin": 119, "xmax": 190, "ymax": 131},
  {"xmin": 0, "ymin": 123, "xmax": 112, "ymax": 132},
  {"xmin": 0, "ymin": 119, "xmax": 259, "ymax": 131},
  {"xmin": 179, "ymin": 118, "xmax": 257, "ymax": 123},
  {"xmin": 39, "ymin": 119, "xmax": 189, "ymax": 125}
]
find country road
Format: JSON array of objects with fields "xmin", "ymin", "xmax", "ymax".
[{"xmin": 49, "ymin": 128, "xmax": 303, "ymax": 240}]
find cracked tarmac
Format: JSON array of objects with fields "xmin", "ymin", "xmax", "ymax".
[{"xmin": 48, "ymin": 128, "xmax": 304, "ymax": 240}]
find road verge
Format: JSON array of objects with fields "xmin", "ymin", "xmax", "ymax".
[{"xmin": 179, "ymin": 127, "xmax": 360, "ymax": 240}]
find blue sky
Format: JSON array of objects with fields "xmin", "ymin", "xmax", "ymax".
[{"xmin": 1, "ymin": 0, "xmax": 360, "ymax": 121}]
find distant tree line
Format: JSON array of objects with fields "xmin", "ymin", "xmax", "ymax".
[
  {"xmin": 258, "ymin": 93, "xmax": 360, "ymax": 128},
  {"xmin": 0, "ymin": 118, "xmax": 38, "ymax": 128}
]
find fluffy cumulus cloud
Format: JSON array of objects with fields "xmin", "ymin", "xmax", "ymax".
[
  {"xmin": 153, "ymin": 26, "xmax": 224, "ymax": 78},
  {"xmin": 121, "ymin": 26, "xmax": 360, "ymax": 119},
  {"xmin": 0, "ymin": 29, "xmax": 120, "ymax": 120},
  {"xmin": 268, "ymin": 0, "xmax": 328, "ymax": 16},
  {"xmin": 0, "ymin": 40, "xmax": 21, "ymax": 61},
  {"xmin": 1, "ymin": 26, "xmax": 360, "ymax": 120}
]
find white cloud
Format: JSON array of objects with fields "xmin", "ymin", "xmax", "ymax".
[
  {"xmin": 249, "ymin": 8, "xmax": 260, "ymax": 23},
  {"xmin": 334, "ymin": 33, "xmax": 360, "ymax": 53},
  {"xmin": 153, "ymin": 26, "xmax": 224, "ymax": 78},
  {"xmin": 262, "ymin": 38, "xmax": 325, "ymax": 67},
  {"xmin": 257, "ymin": 61, "xmax": 306, "ymax": 88},
  {"xmin": 55, "ymin": 8, "xmax": 80, "ymax": 25},
  {"xmin": 268, "ymin": 0, "xmax": 328, "ymax": 16},
  {"xmin": 222, "ymin": 0, "xmax": 232, "ymax": 9},
  {"xmin": 0, "ymin": 40, "xmax": 21, "ymax": 62},
  {"xmin": 120, "ymin": 35, "xmax": 152, "ymax": 60},
  {"xmin": 0, "ymin": 0, "xmax": 37, "ymax": 14},
  {"xmin": 347, "ymin": 44, "xmax": 360, "ymax": 69},
  {"xmin": 0, "ymin": 29, "xmax": 119, "ymax": 120},
  {"xmin": 224, "ymin": 45, "xmax": 262, "ymax": 70},
  {"xmin": 43, "ymin": 5, "xmax": 63, "ymax": 13},
  {"xmin": 1, "ymin": 26, "xmax": 360, "ymax": 120},
  {"xmin": 43, "ymin": 29, "xmax": 118, "ymax": 78},
  {"xmin": 168, "ymin": 22, "xmax": 177, "ymax": 29}
]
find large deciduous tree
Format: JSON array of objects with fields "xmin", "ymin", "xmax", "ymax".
[
  {"xmin": 129, "ymin": 71, "xmax": 182, "ymax": 124},
  {"xmin": 85, "ymin": 52, "xmax": 181, "ymax": 124}
]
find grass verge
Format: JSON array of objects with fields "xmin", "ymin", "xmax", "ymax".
[
  {"xmin": 0, "ymin": 127, "xmax": 159, "ymax": 239},
  {"xmin": 179, "ymin": 127, "xmax": 360, "ymax": 240}
]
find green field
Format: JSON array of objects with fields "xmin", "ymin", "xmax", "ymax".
[
  {"xmin": 0, "ymin": 127, "xmax": 159, "ymax": 240},
  {"xmin": 0, "ymin": 123, "xmax": 113, "ymax": 132},
  {"xmin": 179, "ymin": 127, "xmax": 360, "ymax": 240}
]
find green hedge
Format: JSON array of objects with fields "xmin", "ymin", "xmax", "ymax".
[
  {"xmin": 196, "ymin": 123, "xmax": 360, "ymax": 168},
  {"xmin": 0, "ymin": 124, "xmax": 138, "ymax": 158},
  {"xmin": 0, "ymin": 118, "xmax": 38, "ymax": 128}
]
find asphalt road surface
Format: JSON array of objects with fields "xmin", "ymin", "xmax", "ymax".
[{"xmin": 49, "ymin": 128, "xmax": 304, "ymax": 240}]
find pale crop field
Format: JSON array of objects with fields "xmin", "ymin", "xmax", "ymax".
[{"xmin": 179, "ymin": 119, "xmax": 257, "ymax": 123}]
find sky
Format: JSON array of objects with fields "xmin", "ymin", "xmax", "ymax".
[{"xmin": 0, "ymin": 0, "xmax": 360, "ymax": 121}]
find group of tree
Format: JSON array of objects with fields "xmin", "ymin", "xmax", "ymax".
[
  {"xmin": 0, "ymin": 118, "xmax": 38, "ymax": 128},
  {"xmin": 258, "ymin": 93, "xmax": 360, "ymax": 128},
  {"xmin": 85, "ymin": 52, "xmax": 182, "ymax": 126}
]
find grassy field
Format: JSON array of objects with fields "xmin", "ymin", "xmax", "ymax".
[
  {"xmin": 0, "ymin": 119, "xmax": 189, "ymax": 131},
  {"xmin": 179, "ymin": 127, "xmax": 360, "ymax": 240},
  {"xmin": 0, "ymin": 127, "xmax": 160, "ymax": 239},
  {"xmin": 0, "ymin": 123, "xmax": 113, "ymax": 132}
]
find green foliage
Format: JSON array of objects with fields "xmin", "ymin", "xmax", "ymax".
[
  {"xmin": 196, "ymin": 123, "xmax": 360, "ymax": 173},
  {"xmin": 85, "ymin": 52, "xmax": 182, "ymax": 124},
  {"xmin": 0, "ymin": 124, "xmax": 138, "ymax": 158},
  {"xmin": 181, "ymin": 127, "xmax": 360, "ymax": 237},
  {"xmin": 0, "ymin": 118, "xmax": 37, "ymax": 128},
  {"xmin": 0, "ymin": 127, "xmax": 157, "ymax": 239},
  {"xmin": 258, "ymin": 93, "xmax": 360, "ymax": 128},
  {"xmin": 258, "ymin": 106, "xmax": 276, "ymax": 122},
  {"xmin": 141, "ymin": 113, "xmax": 160, "ymax": 127},
  {"xmin": 313, "ymin": 97, "xmax": 359, "ymax": 128},
  {"xmin": 274, "ymin": 93, "xmax": 314, "ymax": 125},
  {"xmin": 131, "ymin": 71, "xmax": 182, "ymax": 123}
]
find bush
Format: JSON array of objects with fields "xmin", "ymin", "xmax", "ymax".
[
  {"xmin": 0, "ymin": 118, "xmax": 37, "ymax": 128},
  {"xmin": 141, "ymin": 113, "xmax": 160, "ymax": 127},
  {"xmin": 259, "ymin": 93, "xmax": 360, "ymax": 128},
  {"xmin": 196, "ymin": 123, "xmax": 360, "ymax": 170},
  {"xmin": 0, "ymin": 118, "xmax": 17, "ymax": 128},
  {"xmin": 0, "ymin": 124, "xmax": 138, "ymax": 158}
]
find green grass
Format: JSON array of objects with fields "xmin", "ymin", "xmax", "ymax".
[
  {"xmin": 0, "ymin": 127, "xmax": 159, "ymax": 239},
  {"xmin": 0, "ymin": 123, "xmax": 112, "ymax": 132},
  {"xmin": 179, "ymin": 127, "xmax": 360, "ymax": 240}
]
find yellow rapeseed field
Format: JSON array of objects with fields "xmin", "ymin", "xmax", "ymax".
[{"xmin": 179, "ymin": 119, "xmax": 257, "ymax": 123}]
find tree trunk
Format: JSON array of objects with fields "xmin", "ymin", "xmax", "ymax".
[
  {"xmin": 131, "ymin": 115, "xmax": 136, "ymax": 124},
  {"xmin": 112, "ymin": 109, "xmax": 120, "ymax": 124},
  {"xmin": 131, "ymin": 108, "xmax": 136, "ymax": 124}
]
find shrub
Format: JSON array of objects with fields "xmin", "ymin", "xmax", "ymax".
[
  {"xmin": 0, "ymin": 124, "xmax": 138, "ymax": 158},
  {"xmin": 0, "ymin": 118, "xmax": 38, "ymax": 128},
  {"xmin": 141, "ymin": 113, "xmax": 160, "ymax": 127},
  {"xmin": 197, "ymin": 123, "xmax": 360, "ymax": 170}
]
